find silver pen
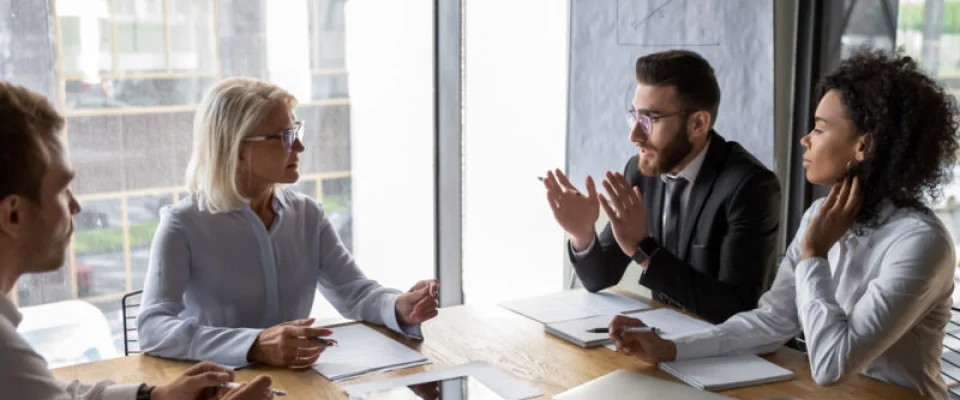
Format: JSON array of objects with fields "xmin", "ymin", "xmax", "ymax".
[
  {"xmin": 585, "ymin": 326, "xmax": 660, "ymax": 334},
  {"xmin": 221, "ymin": 381, "xmax": 287, "ymax": 397}
]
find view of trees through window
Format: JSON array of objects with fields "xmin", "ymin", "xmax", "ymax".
[{"xmin": 3, "ymin": 0, "xmax": 355, "ymax": 367}]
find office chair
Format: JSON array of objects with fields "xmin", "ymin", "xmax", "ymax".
[
  {"xmin": 942, "ymin": 307, "xmax": 960, "ymax": 398},
  {"xmin": 121, "ymin": 290, "xmax": 144, "ymax": 356}
]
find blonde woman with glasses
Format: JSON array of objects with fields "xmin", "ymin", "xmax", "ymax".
[{"xmin": 138, "ymin": 77, "xmax": 439, "ymax": 369}]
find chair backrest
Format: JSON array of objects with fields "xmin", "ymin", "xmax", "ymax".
[
  {"xmin": 121, "ymin": 290, "xmax": 144, "ymax": 356},
  {"xmin": 942, "ymin": 307, "xmax": 960, "ymax": 398}
]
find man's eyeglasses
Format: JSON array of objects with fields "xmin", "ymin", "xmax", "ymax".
[
  {"xmin": 626, "ymin": 109, "xmax": 691, "ymax": 133},
  {"xmin": 244, "ymin": 121, "xmax": 304, "ymax": 152}
]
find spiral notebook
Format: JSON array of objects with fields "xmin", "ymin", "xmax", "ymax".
[{"xmin": 658, "ymin": 354, "xmax": 795, "ymax": 391}]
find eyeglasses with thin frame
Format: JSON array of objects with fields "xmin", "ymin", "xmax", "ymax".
[
  {"xmin": 626, "ymin": 109, "xmax": 691, "ymax": 133},
  {"xmin": 243, "ymin": 121, "xmax": 304, "ymax": 152}
]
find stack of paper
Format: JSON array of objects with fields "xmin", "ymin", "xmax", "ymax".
[
  {"xmin": 554, "ymin": 369, "xmax": 732, "ymax": 399},
  {"xmin": 545, "ymin": 314, "xmax": 620, "ymax": 348},
  {"xmin": 311, "ymin": 323, "xmax": 430, "ymax": 381},
  {"xmin": 499, "ymin": 289, "xmax": 651, "ymax": 324},
  {"xmin": 603, "ymin": 308, "xmax": 715, "ymax": 351},
  {"xmin": 659, "ymin": 354, "xmax": 795, "ymax": 391}
]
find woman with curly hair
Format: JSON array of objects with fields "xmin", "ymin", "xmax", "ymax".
[{"xmin": 605, "ymin": 50, "xmax": 960, "ymax": 398}]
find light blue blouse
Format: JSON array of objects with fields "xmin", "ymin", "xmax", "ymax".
[{"xmin": 137, "ymin": 189, "xmax": 419, "ymax": 367}]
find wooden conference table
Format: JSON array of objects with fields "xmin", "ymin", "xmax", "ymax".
[{"xmin": 53, "ymin": 295, "xmax": 922, "ymax": 399}]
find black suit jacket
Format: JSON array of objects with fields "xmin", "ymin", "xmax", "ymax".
[{"xmin": 571, "ymin": 133, "xmax": 781, "ymax": 324}]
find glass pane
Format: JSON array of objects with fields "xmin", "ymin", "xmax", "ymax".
[
  {"xmin": 308, "ymin": 0, "xmax": 347, "ymax": 70},
  {"xmin": 311, "ymin": 72, "xmax": 349, "ymax": 101},
  {"xmin": 896, "ymin": 0, "xmax": 960, "ymax": 305},
  {"xmin": 838, "ymin": 0, "xmax": 898, "ymax": 58},
  {"xmin": 74, "ymin": 198, "xmax": 126, "ymax": 299},
  {"xmin": 322, "ymin": 177, "xmax": 352, "ymax": 252},
  {"xmin": 168, "ymin": 0, "xmax": 217, "ymax": 72},
  {"xmin": 64, "ymin": 76, "xmax": 216, "ymax": 110},
  {"xmin": 461, "ymin": 0, "xmax": 568, "ymax": 305},
  {"xmin": 57, "ymin": 1, "xmax": 113, "ymax": 76},
  {"xmin": 114, "ymin": 0, "xmax": 167, "ymax": 72}
]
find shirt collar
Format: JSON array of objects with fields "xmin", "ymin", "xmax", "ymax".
[
  {"xmin": 194, "ymin": 189, "xmax": 289, "ymax": 214},
  {"xmin": 661, "ymin": 137, "xmax": 711, "ymax": 185},
  {"xmin": 271, "ymin": 189, "xmax": 288, "ymax": 212},
  {"xmin": 842, "ymin": 199, "xmax": 898, "ymax": 243},
  {"xmin": 0, "ymin": 291, "xmax": 22, "ymax": 328}
]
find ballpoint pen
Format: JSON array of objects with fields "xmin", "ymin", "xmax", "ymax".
[
  {"xmin": 221, "ymin": 381, "xmax": 287, "ymax": 397},
  {"xmin": 585, "ymin": 326, "xmax": 660, "ymax": 334},
  {"xmin": 313, "ymin": 336, "xmax": 339, "ymax": 346},
  {"xmin": 537, "ymin": 176, "xmax": 582, "ymax": 195}
]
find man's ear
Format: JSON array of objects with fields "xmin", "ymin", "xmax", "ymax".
[
  {"xmin": 689, "ymin": 110, "xmax": 712, "ymax": 139},
  {"xmin": 0, "ymin": 195, "xmax": 24, "ymax": 239}
]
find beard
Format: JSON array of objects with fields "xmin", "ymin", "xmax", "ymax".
[
  {"xmin": 637, "ymin": 120, "xmax": 694, "ymax": 176},
  {"xmin": 20, "ymin": 209, "xmax": 71, "ymax": 274}
]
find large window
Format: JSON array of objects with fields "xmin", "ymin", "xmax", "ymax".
[
  {"xmin": 6, "ymin": 0, "xmax": 434, "ymax": 368},
  {"xmin": 461, "ymin": 0, "xmax": 569, "ymax": 305},
  {"xmin": 895, "ymin": 0, "xmax": 960, "ymax": 302}
]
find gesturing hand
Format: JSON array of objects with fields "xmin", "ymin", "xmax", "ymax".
[
  {"xmin": 598, "ymin": 171, "xmax": 649, "ymax": 257},
  {"xmin": 396, "ymin": 279, "xmax": 440, "ymax": 325},
  {"xmin": 543, "ymin": 169, "xmax": 600, "ymax": 250},
  {"xmin": 802, "ymin": 176, "xmax": 862, "ymax": 260}
]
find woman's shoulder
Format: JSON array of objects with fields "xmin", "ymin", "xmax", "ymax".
[
  {"xmin": 276, "ymin": 187, "xmax": 325, "ymax": 216},
  {"xmin": 880, "ymin": 205, "xmax": 951, "ymax": 241}
]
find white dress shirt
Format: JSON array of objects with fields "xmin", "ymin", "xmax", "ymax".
[
  {"xmin": 573, "ymin": 138, "xmax": 711, "ymax": 257},
  {"xmin": 673, "ymin": 198, "xmax": 955, "ymax": 398},
  {"xmin": 0, "ymin": 292, "xmax": 140, "ymax": 400}
]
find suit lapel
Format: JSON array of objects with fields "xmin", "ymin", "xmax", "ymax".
[{"xmin": 677, "ymin": 134, "xmax": 726, "ymax": 259}]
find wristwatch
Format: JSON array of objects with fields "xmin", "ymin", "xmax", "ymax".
[
  {"xmin": 631, "ymin": 237, "xmax": 662, "ymax": 264},
  {"xmin": 136, "ymin": 383, "xmax": 155, "ymax": 400}
]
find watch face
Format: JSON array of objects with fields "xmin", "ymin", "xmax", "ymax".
[{"xmin": 639, "ymin": 238, "xmax": 659, "ymax": 255}]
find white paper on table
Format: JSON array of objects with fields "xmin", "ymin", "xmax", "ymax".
[
  {"xmin": 545, "ymin": 314, "xmax": 620, "ymax": 347},
  {"xmin": 342, "ymin": 361, "xmax": 542, "ymax": 400},
  {"xmin": 312, "ymin": 315, "xmax": 356, "ymax": 328},
  {"xmin": 605, "ymin": 308, "xmax": 715, "ymax": 351},
  {"xmin": 500, "ymin": 289, "xmax": 651, "ymax": 324},
  {"xmin": 311, "ymin": 323, "xmax": 430, "ymax": 381}
]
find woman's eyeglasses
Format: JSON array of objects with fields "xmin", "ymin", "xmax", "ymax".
[{"xmin": 243, "ymin": 121, "xmax": 304, "ymax": 152}]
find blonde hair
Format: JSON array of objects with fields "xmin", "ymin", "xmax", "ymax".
[{"xmin": 185, "ymin": 77, "xmax": 297, "ymax": 213}]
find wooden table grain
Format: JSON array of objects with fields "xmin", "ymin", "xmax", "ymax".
[{"xmin": 52, "ymin": 302, "xmax": 922, "ymax": 399}]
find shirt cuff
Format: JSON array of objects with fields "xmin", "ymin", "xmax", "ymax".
[
  {"xmin": 673, "ymin": 331, "xmax": 722, "ymax": 360},
  {"xmin": 794, "ymin": 257, "xmax": 832, "ymax": 309},
  {"xmin": 382, "ymin": 292, "xmax": 423, "ymax": 339},
  {"xmin": 100, "ymin": 383, "xmax": 140, "ymax": 400},
  {"xmin": 570, "ymin": 237, "xmax": 596, "ymax": 259},
  {"xmin": 218, "ymin": 328, "xmax": 264, "ymax": 369}
]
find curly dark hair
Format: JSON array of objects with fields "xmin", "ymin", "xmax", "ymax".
[{"xmin": 816, "ymin": 49, "xmax": 960, "ymax": 229}]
